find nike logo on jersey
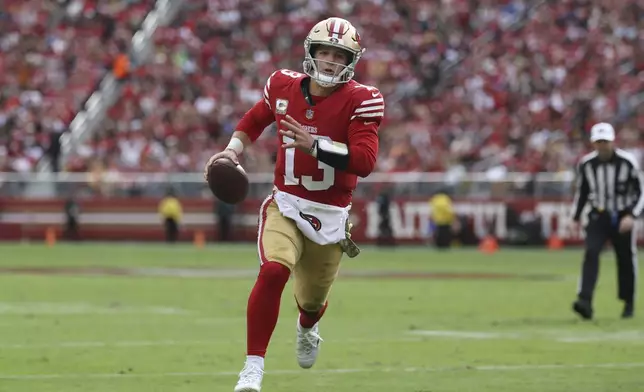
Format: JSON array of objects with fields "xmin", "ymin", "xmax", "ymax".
[{"xmin": 371, "ymin": 91, "xmax": 379, "ymax": 97}]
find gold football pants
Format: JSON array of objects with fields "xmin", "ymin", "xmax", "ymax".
[{"xmin": 257, "ymin": 196, "xmax": 343, "ymax": 312}]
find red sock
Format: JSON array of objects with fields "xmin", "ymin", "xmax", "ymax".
[
  {"xmin": 298, "ymin": 301, "xmax": 328, "ymax": 329},
  {"xmin": 246, "ymin": 262, "xmax": 291, "ymax": 357}
]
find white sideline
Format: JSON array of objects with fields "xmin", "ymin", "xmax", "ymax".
[
  {"xmin": 2, "ymin": 362, "xmax": 644, "ymax": 380},
  {"xmin": 0, "ymin": 317, "xmax": 245, "ymax": 327},
  {"xmin": 408, "ymin": 330, "xmax": 524, "ymax": 339},
  {"xmin": 4, "ymin": 329, "xmax": 644, "ymax": 350},
  {"xmin": 0, "ymin": 337, "xmax": 425, "ymax": 349},
  {"xmin": 0, "ymin": 302, "xmax": 191, "ymax": 315},
  {"xmin": 408, "ymin": 329, "xmax": 644, "ymax": 343}
]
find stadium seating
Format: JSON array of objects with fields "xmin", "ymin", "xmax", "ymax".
[
  {"xmin": 0, "ymin": 0, "xmax": 155, "ymax": 172},
  {"xmin": 1, "ymin": 0, "xmax": 642, "ymax": 175}
]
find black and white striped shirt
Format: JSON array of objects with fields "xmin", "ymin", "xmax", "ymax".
[{"xmin": 572, "ymin": 149, "xmax": 644, "ymax": 220}]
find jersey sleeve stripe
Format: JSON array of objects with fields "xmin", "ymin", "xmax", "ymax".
[
  {"xmin": 360, "ymin": 98, "xmax": 384, "ymax": 106},
  {"xmin": 354, "ymin": 105, "xmax": 385, "ymax": 114},
  {"xmin": 351, "ymin": 112, "xmax": 384, "ymax": 120},
  {"xmin": 263, "ymin": 85, "xmax": 270, "ymax": 108}
]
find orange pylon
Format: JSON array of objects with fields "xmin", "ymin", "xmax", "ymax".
[
  {"xmin": 547, "ymin": 234, "xmax": 563, "ymax": 250},
  {"xmin": 193, "ymin": 230, "xmax": 205, "ymax": 248},
  {"xmin": 478, "ymin": 235, "xmax": 498, "ymax": 254},
  {"xmin": 45, "ymin": 227, "xmax": 56, "ymax": 247}
]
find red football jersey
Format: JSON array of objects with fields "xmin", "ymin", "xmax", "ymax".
[{"xmin": 236, "ymin": 69, "xmax": 384, "ymax": 207}]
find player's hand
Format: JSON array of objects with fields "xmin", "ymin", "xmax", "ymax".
[
  {"xmin": 203, "ymin": 149, "xmax": 239, "ymax": 182},
  {"xmin": 279, "ymin": 115, "xmax": 314, "ymax": 154},
  {"xmin": 619, "ymin": 215, "xmax": 634, "ymax": 233}
]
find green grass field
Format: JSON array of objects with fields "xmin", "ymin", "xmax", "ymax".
[{"xmin": 0, "ymin": 242, "xmax": 642, "ymax": 392}]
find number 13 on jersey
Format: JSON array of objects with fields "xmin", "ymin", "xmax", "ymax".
[{"xmin": 283, "ymin": 135, "xmax": 335, "ymax": 191}]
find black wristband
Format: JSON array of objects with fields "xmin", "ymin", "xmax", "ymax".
[{"xmin": 317, "ymin": 146, "xmax": 349, "ymax": 170}]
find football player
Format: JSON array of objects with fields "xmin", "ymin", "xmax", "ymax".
[{"xmin": 204, "ymin": 17, "xmax": 384, "ymax": 392}]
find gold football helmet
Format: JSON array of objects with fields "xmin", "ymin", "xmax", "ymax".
[{"xmin": 303, "ymin": 17, "xmax": 365, "ymax": 87}]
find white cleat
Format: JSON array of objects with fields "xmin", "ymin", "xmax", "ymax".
[
  {"xmin": 296, "ymin": 319, "xmax": 323, "ymax": 369},
  {"xmin": 233, "ymin": 362, "xmax": 264, "ymax": 392}
]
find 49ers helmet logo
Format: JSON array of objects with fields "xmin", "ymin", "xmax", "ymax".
[
  {"xmin": 327, "ymin": 18, "xmax": 348, "ymax": 40},
  {"xmin": 352, "ymin": 30, "xmax": 361, "ymax": 45},
  {"xmin": 299, "ymin": 212, "xmax": 322, "ymax": 232}
]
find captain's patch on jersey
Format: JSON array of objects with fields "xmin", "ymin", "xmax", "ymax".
[{"xmin": 276, "ymin": 99, "xmax": 289, "ymax": 114}]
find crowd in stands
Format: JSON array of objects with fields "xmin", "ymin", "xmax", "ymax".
[
  {"xmin": 0, "ymin": 0, "xmax": 154, "ymax": 173},
  {"xmin": 1, "ymin": 0, "xmax": 643, "ymax": 178}
]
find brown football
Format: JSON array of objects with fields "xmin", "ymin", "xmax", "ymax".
[{"xmin": 207, "ymin": 158, "xmax": 249, "ymax": 204}]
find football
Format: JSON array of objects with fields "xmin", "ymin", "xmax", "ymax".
[{"xmin": 207, "ymin": 158, "xmax": 249, "ymax": 204}]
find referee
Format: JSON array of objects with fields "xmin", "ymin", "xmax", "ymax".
[{"xmin": 570, "ymin": 122, "xmax": 643, "ymax": 320}]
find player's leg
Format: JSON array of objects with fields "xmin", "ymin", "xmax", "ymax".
[
  {"xmin": 434, "ymin": 224, "xmax": 452, "ymax": 249},
  {"xmin": 573, "ymin": 215, "xmax": 609, "ymax": 320},
  {"xmin": 235, "ymin": 197, "xmax": 304, "ymax": 392},
  {"xmin": 610, "ymin": 227, "xmax": 636, "ymax": 318},
  {"xmin": 292, "ymin": 239, "xmax": 343, "ymax": 368}
]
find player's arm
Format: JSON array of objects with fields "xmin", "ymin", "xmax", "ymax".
[
  {"xmin": 626, "ymin": 160, "xmax": 644, "ymax": 218},
  {"xmin": 341, "ymin": 118, "xmax": 379, "ymax": 177},
  {"xmin": 571, "ymin": 161, "xmax": 589, "ymax": 221},
  {"xmin": 338, "ymin": 90, "xmax": 384, "ymax": 177},
  {"xmin": 206, "ymin": 72, "xmax": 277, "ymax": 169},
  {"xmin": 229, "ymin": 97, "xmax": 275, "ymax": 150},
  {"xmin": 206, "ymin": 99, "xmax": 274, "ymax": 168},
  {"xmin": 225, "ymin": 70, "xmax": 277, "ymax": 154},
  {"xmin": 235, "ymin": 70, "xmax": 279, "ymax": 144}
]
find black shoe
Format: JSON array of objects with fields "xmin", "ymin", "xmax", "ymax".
[
  {"xmin": 572, "ymin": 299, "xmax": 593, "ymax": 320},
  {"xmin": 622, "ymin": 302, "xmax": 634, "ymax": 319}
]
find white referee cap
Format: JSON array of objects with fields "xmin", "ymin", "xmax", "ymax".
[{"xmin": 590, "ymin": 122, "xmax": 615, "ymax": 142}]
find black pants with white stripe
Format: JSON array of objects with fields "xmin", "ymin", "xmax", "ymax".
[{"xmin": 578, "ymin": 211, "xmax": 637, "ymax": 304}]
